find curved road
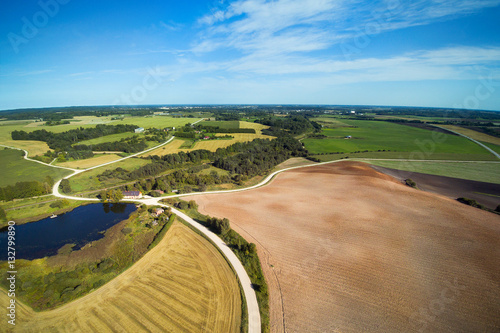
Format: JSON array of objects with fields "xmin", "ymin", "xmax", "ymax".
[{"xmin": 431, "ymin": 125, "xmax": 500, "ymax": 159}]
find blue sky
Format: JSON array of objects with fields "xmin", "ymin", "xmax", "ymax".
[{"xmin": 1, "ymin": 0, "xmax": 500, "ymax": 111}]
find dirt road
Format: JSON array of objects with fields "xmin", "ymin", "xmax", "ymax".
[{"xmin": 186, "ymin": 161, "xmax": 500, "ymax": 332}]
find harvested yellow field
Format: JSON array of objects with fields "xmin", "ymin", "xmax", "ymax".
[
  {"xmin": 1, "ymin": 140, "xmax": 51, "ymax": 156},
  {"xmin": 239, "ymin": 121, "xmax": 269, "ymax": 134},
  {"xmin": 2, "ymin": 222, "xmax": 241, "ymax": 332},
  {"xmin": 187, "ymin": 133, "xmax": 273, "ymax": 152},
  {"xmin": 56, "ymin": 154, "xmax": 123, "ymax": 169},
  {"xmin": 441, "ymin": 124, "xmax": 500, "ymax": 145},
  {"xmin": 143, "ymin": 139, "xmax": 185, "ymax": 157},
  {"xmin": 145, "ymin": 133, "xmax": 274, "ymax": 156}
]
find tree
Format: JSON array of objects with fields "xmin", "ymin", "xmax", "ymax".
[
  {"xmin": 59, "ymin": 179, "xmax": 71, "ymax": 194},
  {"xmin": 0, "ymin": 206, "xmax": 7, "ymax": 222},
  {"xmin": 110, "ymin": 189, "xmax": 123, "ymax": 203}
]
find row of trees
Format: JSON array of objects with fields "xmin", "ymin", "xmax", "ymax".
[
  {"xmin": 74, "ymin": 136, "xmax": 148, "ymax": 154},
  {"xmin": 98, "ymin": 134, "xmax": 307, "ymax": 188},
  {"xmin": 11, "ymin": 124, "xmax": 138, "ymax": 151},
  {"xmin": 257, "ymin": 115, "xmax": 321, "ymax": 135}
]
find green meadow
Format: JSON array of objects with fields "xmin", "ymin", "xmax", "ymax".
[
  {"xmin": 0, "ymin": 148, "xmax": 73, "ymax": 187},
  {"xmin": 366, "ymin": 160, "xmax": 500, "ymax": 184},
  {"xmin": 303, "ymin": 119, "xmax": 496, "ymax": 160}
]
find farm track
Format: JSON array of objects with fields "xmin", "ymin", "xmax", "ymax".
[
  {"xmin": 0, "ymin": 222, "xmax": 242, "ymax": 332},
  {"xmin": 187, "ymin": 161, "xmax": 500, "ymax": 332}
]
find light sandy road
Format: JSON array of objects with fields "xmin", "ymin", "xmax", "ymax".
[
  {"xmin": 432, "ymin": 125, "xmax": 500, "ymax": 159},
  {"xmin": 0, "ymin": 143, "xmax": 78, "ymax": 171},
  {"xmin": 139, "ymin": 198, "xmax": 262, "ymax": 333}
]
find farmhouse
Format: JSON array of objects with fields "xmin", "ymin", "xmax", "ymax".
[
  {"xmin": 122, "ymin": 191, "xmax": 142, "ymax": 199},
  {"xmin": 135, "ymin": 127, "xmax": 145, "ymax": 133},
  {"xmin": 152, "ymin": 208, "xmax": 164, "ymax": 216}
]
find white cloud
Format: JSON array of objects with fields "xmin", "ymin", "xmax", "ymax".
[{"xmin": 193, "ymin": 0, "xmax": 500, "ymax": 57}]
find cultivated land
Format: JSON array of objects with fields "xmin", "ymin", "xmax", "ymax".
[
  {"xmin": 144, "ymin": 121, "xmax": 273, "ymax": 156},
  {"xmin": 304, "ymin": 119, "xmax": 495, "ymax": 160},
  {"xmin": 56, "ymin": 154, "xmax": 123, "ymax": 169},
  {"xmin": 187, "ymin": 161, "xmax": 500, "ymax": 333},
  {"xmin": 0, "ymin": 116, "xmax": 197, "ymax": 156},
  {"xmin": 366, "ymin": 160, "xmax": 500, "ymax": 184},
  {"xmin": 440, "ymin": 124, "xmax": 500, "ymax": 146},
  {"xmin": 1, "ymin": 221, "xmax": 242, "ymax": 332},
  {"xmin": 0, "ymin": 148, "xmax": 72, "ymax": 187}
]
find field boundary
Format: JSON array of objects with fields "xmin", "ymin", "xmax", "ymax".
[{"xmin": 432, "ymin": 125, "xmax": 500, "ymax": 159}]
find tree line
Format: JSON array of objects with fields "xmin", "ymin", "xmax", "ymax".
[
  {"xmin": 0, "ymin": 176, "xmax": 54, "ymax": 201},
  {"xmin": 256, "ymin": 115, "xmax": 321, "ymax": 135},
  {"xmin": 11, "ymin": 124, "xmax": 138, "ymax": 151},
  {"xmin": 97, "ymin": 134, "xmax": 307, "ymax": 190}
]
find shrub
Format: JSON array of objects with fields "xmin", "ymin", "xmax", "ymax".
[
  {"xmin": 405, "ymin": 179, "xmax": 417, "ymax": 188},
  {"xmin": 457, "ymin": 197, "xmax": 484, "ymax": 209}
]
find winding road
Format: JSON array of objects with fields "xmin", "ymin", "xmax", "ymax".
[{"xmin": 9, "ymin": 123, "xmax": 499, "ymax": 333}]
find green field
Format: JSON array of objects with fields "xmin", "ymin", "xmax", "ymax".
[
  {"xmin": 481, "ymin": 141, "xmax": 500, "ymax": 155},
  {"xmin": 303, "ymin": 119, "xmax": 495, "ymax": 160},
  {"xmin": 67, "ymin": 157, "xmax": 151, "ymax": 193},
  {"xmin": 76, "ymin": 132, "xmax": 139, "ymax": 145},
  {"xmin": 0, "ymin": 116, "xmax": 199, "ymax": 156},
  {"xmin": 0, "ymin": 148, "xmax": 73, "ymax": 187},
  {"xmin": 366, "ymin": 160, "xmax": 500, "ymax": 184}
]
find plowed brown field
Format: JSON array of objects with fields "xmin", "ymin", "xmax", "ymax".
[
  {"xmin": 1, "ymin": 222, "xmax": 241, "ymax": 332},
  {"xmin": 186, "ymin": 161, "xmax": 500, "ymax": 333}
]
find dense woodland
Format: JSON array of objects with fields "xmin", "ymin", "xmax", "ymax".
[
  {"xmin": 257, "ymin": 115, "xmax": 321, "ymax": 135},
  {"xmin": 0, "ymin": 176, "xmax": 54, "ymax": 201}
]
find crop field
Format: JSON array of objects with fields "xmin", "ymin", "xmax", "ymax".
[
  {"xmin": 0, "ymin": 116, "xmax": 197, "ymax": 156},
  {"xmin": 366, "ymin": 160, "xmax": 500, "ymax": 184},
  {"xmin": 118, "ymin": 116, "xmax": 203, "ymax": 129},
  {"xmin": 76, "ymin": 132, "xmax": 139, "ymax": 145},
  {"xmin": 145, "ymin": 132, "xmax": 274, "ymax": 156},
  {"xmin": 203, "ymin": 120, "xmax": 240, "ymax": 128},
  {"xmin": 239, "ymin": 121, "xmax": 269, "ymax": 134},
  {"xmin": 303, "ymin": 119, "xmax": 494, "ymax": 160},
  {"xmin": 440, "ymin": 124, "xmax": 500, "ymax": 146},
  {"xmin": 483, "ymin": 141, "xmax": 500, "ymax": 154},
  {"xmin": 56, "ymin": 154, "xmax": 123, "ymax": 169},
  {"xmin": 187, "ymin": 161, "xmax": 500, "ymax": 332},
  {"xmin": 0, "ymin": 148, "xmax": 72, "ymax": 187},
  {"xmin": 0, "ymin": 221, "xmax": 242, "ymax": 332},
  {"xmin": 187, "ymin": 133, "xmax": 273, "ymax": 152},
  {"xmin": 310, "ymin": 117, "xmax": 355, "ymax": 128},
  {"xmin": 142, "ymin": 139, "xmax": 185, "ymax": 157}
]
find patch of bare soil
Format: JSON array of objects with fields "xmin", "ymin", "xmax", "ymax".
[
  {"xmin": 372, "ymin": 165, "xmax": 500, "ymax": 210},
  {"xmin": 186, "ymin": 161, "xmax": 500, "ymax": 333}
]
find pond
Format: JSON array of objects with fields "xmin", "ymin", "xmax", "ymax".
[{"xmin": 0, "ymin": 203, "xmax": 137, "ymax": 260}]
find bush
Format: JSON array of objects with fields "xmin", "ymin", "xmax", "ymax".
[
  {"xmin": 457, "ymin": 197, "xmax": 484, "ymax": 209},
  {"xmin": 405, "ymin": 179, "xmax": 417, "ymax": 188}
]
